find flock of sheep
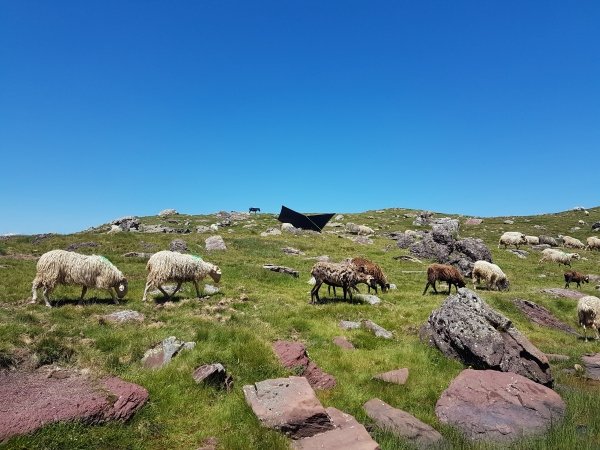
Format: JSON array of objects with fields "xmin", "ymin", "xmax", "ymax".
[{"xmin": 27, "ymin": 224, "xmax": 600, "ymax": 342}]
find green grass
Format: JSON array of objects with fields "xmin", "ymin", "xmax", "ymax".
[{"xmin": 1, "ymin": 207, "xmax": 600, "ymax": 449}]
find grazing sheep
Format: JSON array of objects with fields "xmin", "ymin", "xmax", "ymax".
[
  {"xmin": 31, "ymin": 250, "xmax": 128, "ymax": 307},
  {"xmin": 472, "ymin": 260, "xmax": 510, "ymax": 291},
  {"xmin": 310, "ymin": 261, "xmax": 375, "ymax": 304},
  {"xmin": 350, "ymin": 257, "xmax": 390, "ymax": 294},
  {"xmin": 577, "ymin": 296, "xmax": 600, "ymax": 341},
  {"xmin": 562, "ymin": 235, "xmax": 585, "ymax": 249},
  {"xmin": 525, "ymin": 235, "xmax": 540, "ymax": 245},
  {"xmin": 422, "ymin": 264, "xmax": 466, "ymax": 295},
  {"xmin": 586, "ymin": 236, "xmax": 600, "ymax": 251},
  {"xmin": 498, "ymin": 232, "xmax": 528, "ymax": 250},
  {"xmin": 142, "ymin": 250, "xmax": 221, "ymax": 301},
  {"xmin": 538, "ymin": 235, "xmax": 559, "ymax": 247},
  {"xmin": 564, "ymin": 271, "xmax": 589, "ymax": 289},
  {"xmin": 540, "ymin": 249, "xmax": 581, "ymax": 267}
]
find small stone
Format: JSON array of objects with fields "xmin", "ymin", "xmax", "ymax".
[
  {"xmin": 192, "ymin": 363, "xmax": 233, "ymax": 390},
  {"xmin": 197, "ymin": 436, "xmax": 218, "ymax": 450},
  {"xmin": 332, "ymin": 336, "xmax": 355, "ymax": 350},
  {"xmin": 339, "ymin": 320, "xmax": 361, "ymax": 330},
  {"xmin": 545, "ymin": 354, "xmax": 570, "ymax": 362},
  {"xmin": 196, "ymin": 225, "xmax": 211, "ymax": 233},
  {"xmin": 141, "ymin": 336, "xmax": 195, "ymax": 369},
  {"xmin": 203, "ymin": 285, "xmax": 220, "ymax": 295},
  {"xmin": 169, "ymin": 239, "xmax": 188, "ymax": 253},
  {"xmin": 102, "ymin": 310, "xmax": 145, "ymax": 324},
  {"xmin": 260, "ymin": 227, "xmax": 282, "ymax": 237},
  {"xmin": 263, "ymin": 264, "xmax": 299, "ymax": 278},
  {"xmin": 159, "ymin": 209, "xmax": 178, "ymax": 216},
  {"xmin": 581, "ymin": 354, "xmax": 600, "ymax": 380},
  {"xmin": 353, "ymin": 294, "xmax": 381, "ymax": 305},
  {"xmin": 205, "ymin": 235, "xmax": 227, "ymax": 251},
  {"xmin": 373, "ymin": 368, "xmax": 409, "ymax": 385},
  {"xmin": 282, "ymin": 247, "xmax": 305, "ymax": 256},
  {"xmin": 504, "ymin": 219, "xmax": 514, "ymax": 225},
  {"xmin": 362, "ymin": 320, "xmax": 392, "ymax": 339}
]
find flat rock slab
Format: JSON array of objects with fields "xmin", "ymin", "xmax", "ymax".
[
  {"xmin": 243, "ymin": 376, "xmax": 334, "ymax": 439},
  {"xmin": 0, "ymin": 370, "xmax": 148, "ymax": 441},
  {"xmin": 193, "ymin": 363, "xmax": 233, "ymax": 390},
  {"xmin": 465, "ymin": 218, "xmax": 483, "ymax": 225},
  {"xmin": 340, "ymin": 320, "xmax": 361, "ymax": 330},
  {"xmin": 142, "ymin": 336, "xmax": 196, "ymax": 369},
  {"xmin": 282, "ymin": 247, "xmax": 305, "ymax": 256},
  {"xmin": 272, "ymin": 341, "xmax": 336, "ymax": 390},
  {"xmin": 293, "ymin": 407, "xmax": 379, "ymax": 450},
  {"xmin": 435, "ymin": 369, "xmax": 566, "ymax": 442},
  {"xmin": 364, "ymin": 398, "xmax": 443, "ymax": 448},
  {"xmin": 513, "ymin": 299, "xmax": 579, "ymax": 336},
  {"xmin": 421, "ymin": 289, "xmax": 553, "ymax": 386},
  {"xmin": 332, "ymin": 336, "xmax": 355, "ymax": 350},
  {"xmin": 353, "ymin": 294, "xmax": 381, "ymax": 305},
  {"xmin": 581, "ymin": 353, "xmax": 600, "ymax": 380},
  {"xmin": 362, "ymin": 320, "xmax": 393, "ymax": 339},
  {"xmin": 263, "ymin": 264, "xmax": 299, "ymax": 278},
  {"xmin": 373, "ymin": 368, "xmax": 409, "ymax": 385},
  {"xmin": 205, "ymin": 235, "xmax": 227, "ymax": 251},
  {"xmin": 102, "ymin": 310, "xmax": 145, "ymax": 324},
  {"xmin": 203, "ymin": 284, "xmax": 220, "ymax": 295},
  {"xmin": 541, "ymin": 288, "xmax": 586, "ymax": 300}
]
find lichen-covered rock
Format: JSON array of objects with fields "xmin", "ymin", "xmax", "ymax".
[
  {"xmin": 421, "ymin": 289, "xmax": 553, "ymax": 386},
  {"xmin": 169, "ymin": 239, "xmax": 188, "ymax": 253},
  {"xmin": 205, "ymin": 235, "xmax": 227, "ymax": 251}
]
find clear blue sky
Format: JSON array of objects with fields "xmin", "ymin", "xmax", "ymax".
[{"xmin": 1, "ymin": 1, "xmax": 599, "ymax": 234}]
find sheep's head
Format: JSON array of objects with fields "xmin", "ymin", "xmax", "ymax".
[
  {"xmin": 584, "ymin": 275, "xmax": 590, "ymax": 284},
  {"xmin": 572, "ymin": 253, "xmax": 581, "ymax": 260},
  {"xmin": 497, "ymin": 278, "xmax": 510, "ymax": 291},
  {"xmin": 209, "ymin": 265, "xmax": 222, "ymax": 283},
  {"xmin": 519, "ymin": 235, "xmax": 528, "ymax": 244},
  {"xmin": 381, "ymin": 282, "xmax": 391, "ymax": 292},
  {"xmin": 457, "ymin": 278, "xmax": 467, "ymax": 288},
  {"xmin": 115, "ymin": 279, "xmax": 128, "ymax": 299}
]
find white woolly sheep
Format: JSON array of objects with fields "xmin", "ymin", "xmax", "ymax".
[
  {"xmin": 142, "ymin": 250, "xmax": 221, "ymax": 301},
  {"xmin": 586, "ymin": 236, "xmax": 600, "ymax": 251},
  {"xmin": 472, "ymin": 260, "xmax": 510, "ymax": 291},
  {"xmin": 346, "ymin": 223, "xmax": 374, "ymax": 236},
  {"xmin": 525, "ymin": 235, "xmax": 540, "ymax": 245},
  {"xmin": 562, "ymin": 235, "xmax": 585, "ymax": 249},
  {"xmin": 31, "ymin": 250, "xmax": 128, "ymax": 307},
  {"xmin": 577, "ymin": 296, "xmax": 600, "ymax": 341},
  {"xmin": 498, "ymin": 232, "xmax": 527, "ymax": 250},
  {"xmin": 539, "ymin": 249, "xmax": 581, "ymax": 267},
  {"xmin": 310, "ymin": 261, "xmax": 375, "ymax": 304}
]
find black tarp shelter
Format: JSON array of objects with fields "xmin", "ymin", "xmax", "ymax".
[{"xmin": 277, "ymin": 206, "xmax": 335, "ymax": 232}]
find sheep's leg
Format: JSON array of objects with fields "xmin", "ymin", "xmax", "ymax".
[
  {"xmin": 142, "ymin": 281, "xmax": 153, "ymax": 302},
  {"xmin": 158, "ymin": 285, "xmax": 172, "ymax": 301},
  {"xmin": 564, "ymin": 281, "xmax": 569, "ymax": 288},
  {"xmin": 422, "ymin": 282, "xmax": 431, "ymax": 295},
  {"xmin": 77, "ymin": 286, "xmax": 88, "ymax": 306},
  {"xmin": 594, "ymin": 324, "xmax": 600, "ymax": 341},
  {"xmin": 583, "ymin": 325, "xmax": 587, "ymax": 342},
  {"xmin": 30, "ymin": 279, "xmax": 39, "ymax": 304},
  {"xmin": 432, "ymin": 281, "xmax": 438, "ymax": 294},
  {"xmin": 310, "ymin": 281, "xmax": 323, "ymax": 304},
  {"xmin": 42, "ymin": 287, "xmax": 52, "ymax": 308},
  {"xmin": 170, "ymin": 282, "xmax": 183, "ymax": 298},
  {"xmin": 193, "ymin": 281, "xmax": 201, "ymax": 298}
]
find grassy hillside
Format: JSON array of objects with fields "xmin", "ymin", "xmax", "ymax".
[{"xmin": 1, "ymin": 207, "xmax": 599, "ymax": 449}]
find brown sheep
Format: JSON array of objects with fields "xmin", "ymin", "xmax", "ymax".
[
  {"xmin": 350, "ymin": 257, "xmax": 390, "ymax": 294},
  {"xmin": 423, "ymin": 263, "xmax": 466, "ymax": 295},
  {"xmin": 311, "ymin": 262, "xmax": 375, "ymax": 304},
  {"xmin": 564, "ymin": 271, "xmax": 590, "ymax": 289}
]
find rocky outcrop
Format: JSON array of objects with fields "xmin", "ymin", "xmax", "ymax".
[
  {"xmin": 541, "ymin": 288, "xmax": 586, "ymax": 300},
  {"xmin": 192, "ymin": 363, "xmax": 233, "ymax": 390},
  {"xmin": 0, "ymin": 370, "xmax": 148, "ymax": 441},
  {"xmin": 263, "ymin": 264, "xmax": 299, "ymax": 278},
  {"xmin": 205, "ymin": 235, "xmax": 227, "ymax": 251},
  {"xmin": 372, "ymin": 368, "xmax": 408, "ymax": 385},
  {"xmin": 436, "ymin": 369, "xmax": 565, "ymax": 442},
  {"xmin": 420, "ymin": 289, "xmax": 553, "ymax": 386},
  {"xmin": 169, "ymin": 239, "xmax": 188, "ymax": 253},
  {"xmin": 111, "ymin": 216, "xmax": 140, "ymax": 231},
  {"xmin": 101, "ymin": 310, "xmax": 145, "ymax": 324},
  {"xmin": 272, "ymin": 341, "xmax": 336, "ymax": 390},
  {"xmin": 513, "ymin": 299, "xmax": 579, "ymax": 335},
  {"xmin": 141, "ymin": 336, "xmax": 195, "ymax": 369}
]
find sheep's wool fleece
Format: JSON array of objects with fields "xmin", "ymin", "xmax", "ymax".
[{"xmin": 147, "ymin": 251, "xmax": 215, "ymax": 283}]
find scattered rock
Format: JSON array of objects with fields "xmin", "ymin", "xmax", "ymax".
[
  {"xmin": 263, "ymin": 264, "xmax": 299, "ymax": 278},
  {"xmin": 205, "ymin": 235, "xmax": 227, "ymax": 251},
  {"xmin": 353, "ymin": 294, "xmax": 381, "ymax": 305},
  {"xmin": 282, "ymin": 223, "xmax": 302, "ymax": 234},
  {"xmin": 395, "ymin": 233, "xmax": 416, "ymax": 249},
  {"xmin": 435, "ymin": 369, "xmax": 566, "ymax": 442},
  {"xmin": 504, "ymin": 219, "xmax": 514, "ymax": 225},
  {"xmin": 539, "ymin": 235, "xmax": 559, "ymax": 247},
  {"xmin": 532, "ymin": 244, "xmax": 552, "ymax": 251},
  {"xmin": 346, "ymin": 223, "xmax": 374, "ymax": 236},
  {"xmin": 362, "ymin": 320, "xmax": 392, "ymax": 339},
  {"xmin": 141, "ymin": 336, "xmax": 195, "ymax": 369},
  {"xmin": 420, "ymin": 289, "xmax": 553, "ymax": 386},
  {"xmin": 30, "ymin": 233, "xmax": 55, "ymax": 244},
  {"xmin": 197, "ymin": 436, "xmax": 219, "ymax": 450},
  {"xmin": 373, "ymin": 368, "xmax": 409, "ymax": 385},
  {"xmin": 192, "ymin": 363, "xmax": 233, "ymax": 390},
  {"xmin": 108, "ymin": 225, "xmax": 122, "ymax": 234},
  {"xmin": 335, "ymin": 214, "xmax": 344, "ymax": 221},
  {"xmin": 203, "ymin": 284, "xmax": 220, "ymax": 295},
  {"xmin": 141, "ymin": 224, "xmax": 190, "ymax": 234},
  {"xmin": 513, "ymin": 299, "xmax": 579, "ymax": 335},
  {"xmin": 541, "ymin": 288, "xmax": 586, "ymax": 300},
  {"xmin": 325, "ymin": 222, "xmax": 344, "ymax": 228},
  {"xmin": 350, "ymin": 236, "xmax": 374, "ymax": 245},
  {"xmin": 0, "ymin": 370, "xmax": 148, "ymax": 441},
  {"xmin": 65, "ymin": 241, "xmax": 98, "ymax": 252},
  {"xmin": 465, "ymin": 218, "xmax": 483, "ymax": 225},
  {"xmin": 282, "ymin": 247, "xmax": 305, "ymax": 256},
  {"xmin": 293, "ymin": 407, "xmax": 379, "ymax": 450},
  {"xmin": 159, "ymin": 209, "xmax": 178, "ymax": 216},
  {"xmin": 587, "ymin": 274, "xmax": 600, "ymax": 283},
  {"xmin": 581, "ymin": 353, "xmax": 600, "ymax": 380},
  {"xmin": 196, "ymin": 225, "xmax": 211, "ymax": 233},
  {"xmin": 592, "ymin": 221, "xmax": 600, "ymax": 231},
  {"xmin": 364, "ymin": 398, "xmax": 443, "ymax": 447},
  {"xmin": 111, "ymin": 216, "xmax": 141, "ymax": 231},
  {"xmin": 339, "ymin": 320, "xmax": 361, "ymax": 330},
  {"xmin": 169, "ymin": 239, "xmax": 188, "ymax": 253},
  {"xmin": 261, "ymin": 227, "xmax": 282, "ymax": 237},
  {"xmin": 507, "ymin": 249, "xmax": 528, "ymax": 259},
  {"xmin": 101, "ymin": 310, "xmax": 145, "ymax": 324},
  {"xmin": 389, "ymin": 283, "xmax": 397, "ymax": 290},
  {"xmin": 412, "ymin": 211, "xmax": 434, "ymax": 227},
  {"xmin": 431, "ymin": 218, "xmax": 460, "ymax": 238},
  {"xmin": 243, "ymin": 376, "xmax": 334, "ymax": 439},
  {"xmin": 332, "ymin": 336, "xmax": 355, "ymax": 350},
  {"xmin": 393, "ymin": 255, "xmax": 422, "ymax": 264},
  {"xmin": 210, "ymin": 224, "xmax": 219, "ymax": 231},
  {"xmin": 272, "ymin": 341, "xmax": 336, "ymax": 390},
  {"xmin": 122, "ymin": 251, "xmax": 152, "ymax": 258},
  {"xmin": 546, "ymin": 354, "xmax": 570, "ymax": 362}
]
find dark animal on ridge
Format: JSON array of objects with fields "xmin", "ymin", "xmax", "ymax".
[
  {"xmin": 423, "ymin": 263, "xmax": 466, "ymax": 295},
  {"xmin": 249, "ymin": 207, "xmax": 261, "ymax": 214}
]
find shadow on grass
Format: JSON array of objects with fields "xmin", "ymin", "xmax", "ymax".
[{"xmin": 50, "ymin": 297, "xmax": 126, "ymax": 307}]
